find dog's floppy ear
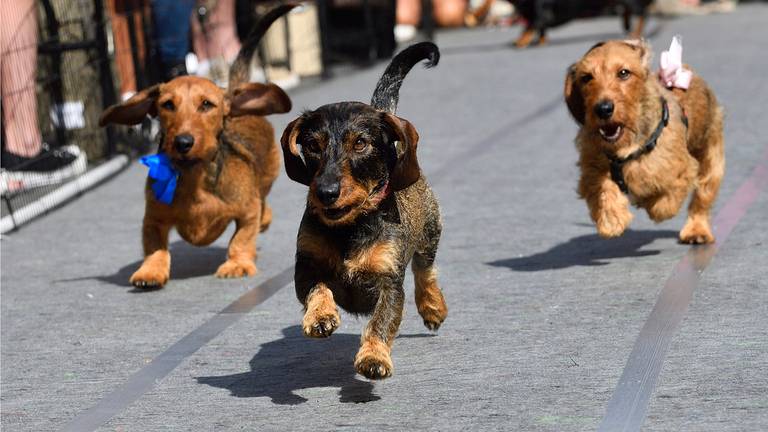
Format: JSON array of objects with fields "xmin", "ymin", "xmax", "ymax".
[
  {"xmin": 564, "ymin": 64, "xmax": 585, "ymax": 125},
  {"xmin": 623, "ymin": 38, "xmax": 652, "ymax": 69},
  {"xmin": 99, "ymin": 84, "xmax": 160, "ymax": 126},
  {"xmin": 382, "ymin": 113, "xmax": 421, "ymax": 191},
  {"xmin": 279, "ymin": 117, "xmax": 312, "ymax": 185},
  {"xmin": 228, "ymin": 82, "xmax": 291, "ymax": 117}
]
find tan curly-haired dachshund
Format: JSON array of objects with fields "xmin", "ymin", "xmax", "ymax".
[{"xmin": 564, "ymin": 39, "xmax": 724, "ymax": 244}]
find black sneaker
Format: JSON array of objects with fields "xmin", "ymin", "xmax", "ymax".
[{"xmin": 1, "ymin": 144, "xmax": 87, "ymax": 194}]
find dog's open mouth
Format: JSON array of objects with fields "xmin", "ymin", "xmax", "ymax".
[
  {"xmin": 323, "ymin": 206, "xmax": 352, "ymax": 220},
  {"xmin": 598, "ymin": 123, "xmax": 623, "ymax": 142}
]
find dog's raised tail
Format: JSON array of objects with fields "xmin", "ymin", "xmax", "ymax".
[
  {"xmin": 371, "ymin": 42, "xmax": 440, "ymax": 114},
  {"xmin": 228, "ymin": 3, "xmax": 297, "ymax": 89}
]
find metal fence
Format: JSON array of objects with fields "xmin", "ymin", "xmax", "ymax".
[{"xmin": 1, "ymin": 0, "xmax": 157, "ymax": 233}]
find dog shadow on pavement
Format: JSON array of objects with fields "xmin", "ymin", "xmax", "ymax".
[
  {"xmin": 487, "ymin": 229, "xmax": 678, "ymax": 271},
  {"xmin": 58, "ymin": 241, "xmax": 227, "ymax": 288},
  {"xmin": 196, "ymin": 325, "xmax": 380, "ymax": 405}
]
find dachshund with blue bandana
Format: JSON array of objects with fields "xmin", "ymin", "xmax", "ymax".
[{"xmin": 99, "ymin": 5, "xmax": 295, "ymax": 288}]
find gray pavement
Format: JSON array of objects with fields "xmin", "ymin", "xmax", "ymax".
[{"xmin": 2, "ymin": 5, "xmax": 768, "ymax": 431}]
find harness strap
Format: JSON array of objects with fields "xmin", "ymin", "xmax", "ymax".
[{"xmin": 605, "ymin": 97, "xmax": 671, "ymax": 194}]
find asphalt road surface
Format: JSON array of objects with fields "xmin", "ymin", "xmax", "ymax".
[{"xmin": 2, "ymin": 5, "xmax": 767, "ymax": 431}]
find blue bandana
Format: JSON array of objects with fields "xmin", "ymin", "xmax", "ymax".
[{"xmin": 140, "ymin": 153, "xmax": 179, "ymax": 205}]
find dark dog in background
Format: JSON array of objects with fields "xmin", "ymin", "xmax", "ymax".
[
  {"xmin": 279, "ymin": 42, "xmax": 448, "ymax": 380},
  {"xmin": 99, "ymin": 5, "xmax": 295, "ymax": 288},
  {"xmin": 466, "ymin": 0, "xmax": 652, "ymax": 48}
]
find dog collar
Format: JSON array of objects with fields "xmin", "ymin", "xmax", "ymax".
[
  {"xmin": 604, "ymin": 98, "xmax": 669, "ymax": 194},
  {"xmin": 371, "ymin": 179, "xmax": 391, "ymax": 203},
  {"xmin": 140, "ymin": 153, "xmax": 179, "ymax": 205}
]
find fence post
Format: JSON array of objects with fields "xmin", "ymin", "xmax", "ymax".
[
  {"xmin": 93, "ymin": 0, "xmax": 118, "ymax": 157},
  {"xmin": 39, "ymin": 0, "xmax": 68, "ymax": 148}
]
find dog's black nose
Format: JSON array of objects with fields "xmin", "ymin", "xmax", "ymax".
[
  {"xmin": 594, "ymin": 100, "xmax": 614, "ymax": 119},
  {"xmin": 316, "ymin": 182, "xmax": 340, "ymax": 206},
  {"xmin": 174, "ymin": 134, "xmax": 195, "ymax": 154}
]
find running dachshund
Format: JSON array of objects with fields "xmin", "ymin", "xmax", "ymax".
[
  {"xmin": 99, "ymin": 4, "xmax": 296, "ymax": 288},
  {"xmin": 280, "ymin": 42, "xmax": 448, "ymax": 379}
]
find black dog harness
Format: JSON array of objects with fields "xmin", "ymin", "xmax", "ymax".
[{"xmin": 604, "ymin": 98, "xmax": 683, "ymax": 194}]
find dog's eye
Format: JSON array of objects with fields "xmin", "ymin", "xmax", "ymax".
[
  {"xmin": 199, "ymin": 100, "xmax": 216, "ymax": 112},
  {"xmin": 618, "ymin": 69, "xmax": 631, "ymax": 80},
  {"xmin": 353, "ymin": 137, "xmax": 369, "ymax": 152},
  {"xmin": 580, "ymin": 74, "xmax": 593, "ymax": 84},
  {"xmin": 161, "ymin": 100, "xmax": 175, "ymax": 111},
  {"xmin": 199, "ymin": 100, "xmax": 215, "ymax": 112}
]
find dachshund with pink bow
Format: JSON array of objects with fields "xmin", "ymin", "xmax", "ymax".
[{"xmin": 564, "ymin": 37, "xmax": 725, "ymax": 244}]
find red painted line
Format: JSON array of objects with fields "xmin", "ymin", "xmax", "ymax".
[
  {"xmin": 713, "ymin": 146, "xmax": 768, "ymax": 244},
  {"xmin": 599, "ymin": 146, "xmax": 768, "ymax": 432}
]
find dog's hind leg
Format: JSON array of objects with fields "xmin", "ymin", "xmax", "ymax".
[
  {"xmin": 130, "ymin": 221, "xmax": 172, "ymax": 288},
  {"xmin": 537, "ymin": 28, "xmax": 549, "ymax": 47},
  {"xmin": 216, "ymin": 210, "xmax": 260, "ymax": 278},
  {"xmin": 680, "ymin": 119, "xmax": 724, "ymax": 244},
  {"xmin": 412, "ymin": 218, "xmax": 447, "ymax": 331},
  {"xmin": 355, "ymin": 279, "xmax": 405, "ymax": 380},
  {"xmin": 259, "ymin": 202, "xmax": 272, "ymax": 232}
]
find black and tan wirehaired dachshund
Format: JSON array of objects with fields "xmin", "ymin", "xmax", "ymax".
[{"xmin": 279, "ymin": 42, "xmax": 448, "ymax": 380}]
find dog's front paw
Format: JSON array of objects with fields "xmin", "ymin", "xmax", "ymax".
[
  {"xmin": 215, "ymin": 260, "xmax": 257, "ymax": 278},
  {"xmin": 354, "ymin": 339, "xmax": 393, "ymax": 380},
  {"xmin": 679, "ymin": 218, "xmax": 715, "ymax": 244},
  {"xmin": 596, "ymin": 207, "xmax": 633, "ymax": 238},
  {"xmin": 302, "ymin": 307, "xmax": 340, "ymax": 338},
  {"xmin": 422, "ymin": 312, "xmax": 446, "ymax": 332},
  {"xmin": 415, "ymin": 280, "xmax": 448, "ymax": 331},
  {"xmin": 129, "ymin": 265, "xmax": 169, "ymax": 289}
]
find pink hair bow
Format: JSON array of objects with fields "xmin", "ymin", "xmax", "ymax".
[{"xmin": 659, "ymin": 36, "xmax": 693, "ymax": 90}]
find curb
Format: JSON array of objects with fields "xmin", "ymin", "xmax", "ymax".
[{"xmin": 1, "ymin": 154, "xmax": 130, "ymax": 234}]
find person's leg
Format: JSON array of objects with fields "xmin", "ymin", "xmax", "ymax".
[
  {"xmin": 1, "ymin": 0, "xmax": 42, "ymax": 157},
  {"xmin": 151, "ymin": 0, "xmax": 195, "ymax": 79},
  {"xmin": 201, "ymin": 0, "xmax": 241, "ymax": 63},
  {"xmin": 397, "ymin": 0, "xmax": 421, "ymax": 26},
  {"xmin": 191, "ymin": 6, "xmax": 210, "ymax": 64},
  {"xmin": 395, "ymin": 0, "xmax": 421, "ymax": 43},
  {"xmin": 108, "ymin": 0, "xmax": 138, "ymax": 98},
  {"xmin": 434, "ymin": 0, "xmax": 467, "ymax": 27},
  {"xmin": 0, "ymin": 0, "xmax": 85, "ymax": 193}
]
